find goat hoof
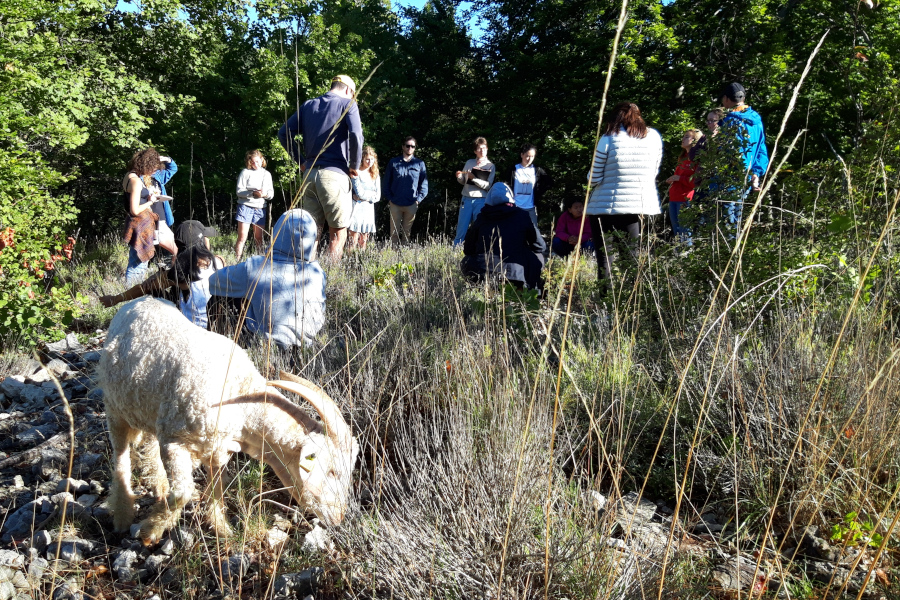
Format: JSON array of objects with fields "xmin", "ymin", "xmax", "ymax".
[{"xmin": 137, "ymin": 521, "xmax": 166, "ymax": 546}]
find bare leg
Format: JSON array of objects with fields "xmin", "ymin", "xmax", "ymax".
[
  {"xmin": 325, "ymin": 226, "xmax": 347, "ymax": 262},
  {"xmin": 358, "ymin": 233, "xmax": 368, "ymax": 250},
  {"xmin": 235, "ymin": 221, "xmax": 250, "ymax": 261},
  {"xmin": 347, "ymin": 230, "xmax": 359, "ymax": 250},
  {"xmin": 252, "ymin": 224, "xmax": 265, "ymax": 255},
  {"xmin": 107, "ymin": 416, "xmax": 140, "ymax": 532}
]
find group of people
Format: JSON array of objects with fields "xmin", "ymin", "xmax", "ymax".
[
  {"xmin": 107, "ymin": 144, "xmax": 325, "ymax": 350},
  {"xmin": 109, "ymin": 76, "xmax": 769, "ymax": 348}
]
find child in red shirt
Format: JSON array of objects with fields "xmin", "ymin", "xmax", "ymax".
[
  {"xmin": 551, "ymin": 200, "xmax": 594, "ymax": 258},
  {"xmin": 665, "ymin": 129, "xmax": 703, "ymax": 243}
]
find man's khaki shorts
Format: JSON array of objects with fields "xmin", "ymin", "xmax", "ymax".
[{"xmin": 301, "ymin": 167, "xmax": 352, "ymax": 230}]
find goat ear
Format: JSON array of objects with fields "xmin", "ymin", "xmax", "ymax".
[{"xmin": 268, "ymin": 380, "xmax": 352, "ymax": 450}]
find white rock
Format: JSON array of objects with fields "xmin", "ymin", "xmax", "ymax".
[
  {"xmin": 302, "ymin": 523, "xmax": 333, "ymax": 553},
  {"xmin": 267, "ymin": 527, "xmax": 290, "ymax": 550},
  {"xmin": 0, "ymin": 550, "xmax": 24, "ymax": 569},
  {"xmin": 27, "ymin": 370, "xmax": 52, "ymax": 384},
  {"xmin": 589, "ymin": 490, "xmax": 607, "ymax": 512},
  {"xmin": 75, "ymin": 495, "xmax": 98, "ymax": 507}
]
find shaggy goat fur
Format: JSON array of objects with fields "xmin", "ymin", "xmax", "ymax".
[{"xmin": 99, "ymin": 297, "xmax": 358, "ymax": 543}]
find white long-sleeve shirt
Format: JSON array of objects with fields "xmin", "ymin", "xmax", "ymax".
[{"xmin": 236, "ymin": 168, "xmax": 275, "ymax": 209}]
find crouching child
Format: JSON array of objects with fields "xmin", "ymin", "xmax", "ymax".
[{"xmin": 208, "ymin": 209, "xmax": 326, "ymax": 348}]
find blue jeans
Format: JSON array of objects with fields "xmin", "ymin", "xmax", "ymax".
[
  {"xmin": 726, "ymin": 186, "xmax": 751, "ymax": 228},
  {"xmin": 125, "ymin": 246, "xmax": 148, "ymax": 286},
  {"xmin": 668, "ymin": 201, "xmax": 692, "ymax": 245},
  {"xmin": 453, "ymin": 197, "xmax": 486, "ymax": 245},
  {"xmin": 551, "ymin": 237, "xmax": 594, "ymax": 258}
]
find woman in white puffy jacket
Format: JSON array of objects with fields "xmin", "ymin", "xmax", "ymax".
[{"xmin": 585, "ymin": 102, "xmax": 663, "ymax": 282}]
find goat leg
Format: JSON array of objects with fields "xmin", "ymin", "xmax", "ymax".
[
  {"xmin": 138, "ymin": 435, "xmax": 170, "ymax": 500},
  {"xmin": 138, "ymin": 440, "xmax": 194, "ymax": 545},
  {"xmin": 204, "ymin": 453, "xmax": 234, "ymax": 538},
  {"xmin": 107, "ymin": 416, "xmax": 140, "ymax": 532}
]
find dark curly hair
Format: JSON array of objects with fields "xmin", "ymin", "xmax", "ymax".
[{"xmin": 128, "ymin": 148, "xmax": 162, "ymax": 177}]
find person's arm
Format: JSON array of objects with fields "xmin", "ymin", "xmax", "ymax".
[
  {"xmin": 236, "ymin": 169, "xmax": 253, "ymax": 199},
  {"xmin": 100, "ymin": 271, "xmax": 171, "ymax": 308},
  {"xmin": 589, "ymin": 137, "xmax": 610, "ymax": 187},
  {"xmin": 554, "ymin": 213, "xmax": 569, "ymax": 240},
  {"xmin": 347, "ymin": 101, "xmax": 363, "ymax": 172},
  {"xmin": 208, "ymin": 263, "xmax": 251, "ymax": 298},
  {"xmin": 751, "ymin": 131, "xmax": 769, "ymax": 178},
  {"xmin": 416, "ymin": 161, "xmax": 428, "ymax": 203},
  {"xmin": 373, "ymin": 176, "xmax": 381, "ymax": 204},
  {"xmin": 262, "ymin": 170, "xmax": 275, "ymax": 200},
  {"xmin": 153, "ymin": 157, "xmax": 178, "ymax": 188},
  {"xmin": 278, "ymin": 112, "xmax": 305, "ymax": 165},
  {"xmin": 536, "ymin": 167, "xmax": 554, "ymax": 197},
  {"xmin": 469, "ymin": 163, "xmax": 494, "ymax": 192},
  {"xmin": 352, "ymin": 175, "xmax": 378, "ymax": 203},
  {"xmin": 456, "ymin": 160, "xmax": 470, "ymax": 186},
  {"xmin": 526, "ymin": 217, "xmax": 545, "ymax": 254}
]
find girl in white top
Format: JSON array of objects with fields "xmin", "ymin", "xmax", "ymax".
[
  {"xmin": 348, "ymin": 145, "xmax": 381, "ymax": 250},
  {"xmin": 235, "ymin": 149, "xmax": 275, "ymax": 260},
  {"xmin": 453, "ymin": 136, "xmax": 496, "ymax": 245}
]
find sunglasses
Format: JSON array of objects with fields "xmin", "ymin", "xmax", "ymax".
[{"xmin": 405, "ymin": 144, "xmax": 416, "ymax": 149}]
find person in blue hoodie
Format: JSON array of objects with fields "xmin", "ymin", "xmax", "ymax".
[
  {"xmin": 719, "ymin": 83, "xmax": 769, "ymax": 228},
  {"xmin": 208, "ymin": 209, "xmax": 326, "ymax": 348}
]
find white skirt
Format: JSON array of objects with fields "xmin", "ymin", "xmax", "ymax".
[{"xmin": 348, "ymin": 200, "xmax": 376, "ymax": 234}]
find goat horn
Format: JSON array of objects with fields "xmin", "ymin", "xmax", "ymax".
[
  {"xmin": 279, "ymin": 371, "xmax": 327, "ymax": 395},
  {"xmin": 267, "ymin": 379, "xmax": 351, "ymax": 448}
]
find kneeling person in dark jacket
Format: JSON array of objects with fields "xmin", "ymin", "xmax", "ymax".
[{"xmin": 461, "ymin": 183, "xmax": 546, "ymax": 290}]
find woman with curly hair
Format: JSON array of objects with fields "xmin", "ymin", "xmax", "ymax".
[{"xmin": 123, "ymin": 147, "xmax": 177, "ymax": 284}]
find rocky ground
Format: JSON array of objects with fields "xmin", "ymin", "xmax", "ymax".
[{"xmin": 0, "ymin": 334, "xmax": 893, "ymax": 599}]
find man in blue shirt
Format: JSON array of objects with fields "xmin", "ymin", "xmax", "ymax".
[
  {"xmin": 383, "ymin": 136, "xmax": 428, "ymax": 245},
  {"xmin": 278, "ymin": 75, "xmax": 363, "ymax": 261}
]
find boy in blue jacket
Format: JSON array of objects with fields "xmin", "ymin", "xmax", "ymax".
[{"xmin": 719, "ymin": 83, "xmax": 769, "ymax": 228}]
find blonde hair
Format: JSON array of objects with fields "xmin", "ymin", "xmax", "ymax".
[
  {"xmin": 361, "ymin": 145, "xmax": 379, "ymax": 178},
  {"xmin": 245, "ymin": 149, "xmax": 267, "ymax": 169},
  {"xmin": 678, "ymin": 129, "xmax": 703, "ymax": 160}
]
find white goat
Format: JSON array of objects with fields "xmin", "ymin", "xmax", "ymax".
[{"xmin": 98, "ymin": 297, "xmax": 358, "ymax": 544}]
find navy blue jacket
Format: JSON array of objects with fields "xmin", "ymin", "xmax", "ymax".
[
  {"xmin": 277, "ymin": 91, "xmax": 363, "ymax": 175},
  {"xmin": 462, "ymin": 202, "xmax": 546, "ymax": 289},
  {"xmin": 383, "ymin": 156, "xmax": 428, "ymax": 206}
]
